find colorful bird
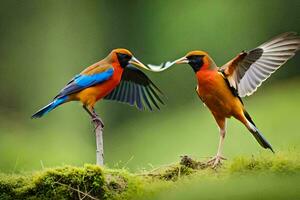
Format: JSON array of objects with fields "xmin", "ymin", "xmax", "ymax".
[
  {"xmin": 158, "ymin": 32, "xmax": 300, "ymax": 167},
  {"xmin": 32, "ymin": 48, "xmax": 164, "ymax": 165}
]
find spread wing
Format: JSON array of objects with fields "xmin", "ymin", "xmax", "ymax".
[
  {"xmin": 220, "ymin": 32, "xmax": 300, "ymax": 97},
  {"xmin": 104, "ymin": 66, "xmax": 164, "ymax": 110},
  {"xmin": 55, "ymin": 66, "xmax": 114, "ymax": 99}
]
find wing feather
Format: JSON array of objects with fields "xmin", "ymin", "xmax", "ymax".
[
  {"xmin": 145, "ymin": 87, "xmax": 160, "ymax": 109},
  {"xmin": 104, "ymin": 66, "xmax": 164, "ymax": 110},
  {"xmin": 220, "ymin": 32, "xmax": 300, "ymax": 97},
  {"xmin": 129, "ymin": 83, "xmax": 135, "ymax": 106},
  {"xmin": 54, "ymin": 67, "xmax": 114, "ymax": 99},
  {"xmin": 141, "ymin": 88, "xmax": 153, "ymax": 110},
  {"xmin": 120, "ymin": 81, "xmax": 128, "ymax": 102}
]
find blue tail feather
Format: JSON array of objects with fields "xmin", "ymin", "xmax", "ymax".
[{"xmin": 31, "ymin": 96, "xmax": 67, "ymax": 118}]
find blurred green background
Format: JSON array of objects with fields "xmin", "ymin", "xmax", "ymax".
[{"xmin": 0, "ymin": 0, "xmax": 300, "ymax": 173}]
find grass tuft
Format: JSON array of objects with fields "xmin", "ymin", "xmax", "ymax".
[{"xmin": 226, "ymin": 151, "xmax": 300, "ymax": 174}]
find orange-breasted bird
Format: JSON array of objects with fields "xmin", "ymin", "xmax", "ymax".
[
  {"xmin": 31, "ymin": 48, "xmax": 164, "ymax": 165},
  {"xmin": 32, "ymin": 48, "xmax": 164, "ymax": 121},
  {"xmin": 164, "ymin": 32, "xmax": 300, "ymax": 167}
]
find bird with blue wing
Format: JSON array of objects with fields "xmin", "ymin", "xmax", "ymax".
[{"xmin": 32, "ymin": 48, "xmax": 164, "ymax": 165}]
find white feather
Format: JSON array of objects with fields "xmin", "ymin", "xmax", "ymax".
[
  {"xmin": 236, "ymin": 32, "xmax": 300, "ymax": 97},
  {"xmin": 147, "ymin": 61, "xmax": 176, "ymax": 72}
]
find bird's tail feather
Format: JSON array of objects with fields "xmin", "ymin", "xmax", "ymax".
[
  {"xmin": 31, "ymin": 96, "xmax": 67, "ymax": 118},
  {"xmin": 244, "ymin": 111, "xmax": 274, "ymax": 153}
]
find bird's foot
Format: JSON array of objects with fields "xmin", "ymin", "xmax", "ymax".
[
  {"xmin": 207, "ymin": 155, "xmax": 226, "ymax": 168},
  {"xmin": 91, "ymin": 116, "xmax": 104, "ymax": 129}
]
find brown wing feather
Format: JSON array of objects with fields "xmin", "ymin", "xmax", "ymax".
[
  {"xmin": 221, "ymin": 52, "xmax": 248, "ymax": 76},
  {"xmin": 220, "ymin": 32, "xmax": 300, "ymax": 97},
  {"xmin": 80, "ymin": 61, "xmax": 112, "ymax": 75}
]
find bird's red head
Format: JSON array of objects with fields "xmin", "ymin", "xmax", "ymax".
[
  {"xmin": 174, "ymin": 50, "xmax": 213, "ymax": 72},
  {"xmin": 109, "ymin": 48, "xmax": 150, "ymax": 70}
]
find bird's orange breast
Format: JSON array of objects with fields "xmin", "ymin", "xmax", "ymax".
[
  {"xmin": 196, "ymin": 69, "xmax": 243, "ymax": 118},
  {"xmin": 70, "ymin": 66, "xmax": 123, "ymax": 107}
]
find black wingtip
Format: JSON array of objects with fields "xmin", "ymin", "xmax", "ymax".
[
  {"xmin": 268, "ymin": 146, "xmax": 275, "ymax": 154},
  {"xmin": 31, "ymin": 111, "xmax": 44, "ymax": 119}
]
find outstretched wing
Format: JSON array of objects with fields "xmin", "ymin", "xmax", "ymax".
[
  {"xmin": 55, "ymin": 66, "xmax": 114, "ymax": 99},
  {"xmin": 104, "ymin": 66, "xmax": 164, "ymax": 110},
  {"xmin": 220, "ymin": 32, "xmax": 300, "ymax": 97}
]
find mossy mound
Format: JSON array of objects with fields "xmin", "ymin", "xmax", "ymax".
[
  {"xmin": 1, "ymin": 152, "xmax": 299, "ymax": 200},
  {"xmin": 0, "ymin": 165, "xmax": 145, "ymax": 200},
  {"xmin": 146, "ymin": 155, "xmax": 209, "ymax": 181}
]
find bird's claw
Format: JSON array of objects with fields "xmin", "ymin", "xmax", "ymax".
[
  {"xmin": 91, "ymin": 117, "xmax": 104, "ymax": 129},
  {"xmin": 207, "ymin": 155, "xmax": 226, "ymax": 168}
]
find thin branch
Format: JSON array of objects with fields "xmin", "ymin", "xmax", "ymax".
[
  {"xmin": 137, "ymin": 161, "xmax": 178, "ymax": 176},
  {"xmin": 77, "ymin": 185, "xmax": 82, "ymax": 200},
  {"xmin": 81, "ymin": 188, "xmax": 94, "ymax": 200},
  {"xmin": 54, "ymin": 181, "xmax": 99, "ymax": 200}
]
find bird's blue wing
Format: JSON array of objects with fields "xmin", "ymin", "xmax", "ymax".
[{"xmin": 55, "ymin": 67, "xmax": 114, "ymax": 99}]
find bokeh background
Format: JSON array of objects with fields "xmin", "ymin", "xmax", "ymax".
[{"xmin": 0, "ymin": 0, "xmax": 300, "ymax": 172}]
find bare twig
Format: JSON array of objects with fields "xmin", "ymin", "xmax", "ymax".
[
  {"xmin": 121, "ymin": 156, "xmax": 134, "ymax": 169},
  {"xmin": 13, "ymin": 156, "xmax": 20, "ymax": 173},
  {"xmin": 81, "ymin": 188, "xmax": 94, "ymax": 200},
  {"xmin": 137, "ymin": 161, "xmax": 178, "ymax": 176},
  {"xmin": 54, "ymin": 181, "xmax": 99, "ymax": 200},
  {"xmin": 40, "ymin": 160, "xmax": 45, "ymax": 169},
  {"xmin": 76, "ymin": 185, "xmax": 82, "ymax": 200},
  {"xmin": 94, "ymin": 124, "xmax": 104, "ymax": 166},
  {"xmin": 83, "ymin": 105, "xmax": 104, "ymax": 166},
  {"xmin": 178, "ymin": 165, "xmax": 181, "ymax": 179}
]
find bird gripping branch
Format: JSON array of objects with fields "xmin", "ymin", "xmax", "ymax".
[{"xmin": 32, "ymin": 48, "xmax": 165, "ymax": 166}]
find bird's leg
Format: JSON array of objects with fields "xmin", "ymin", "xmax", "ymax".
[
  {"xmin": 92, "ymin": 109, "xmax": 104, "ymax": 128},
  {"xmin": 207, "ymin": 118, "xmax": 227, "ymax": 168},
  {"xmin": 83, "ymin": 105, "xmax": 104, "ymax": 166},
  {"xmin": 83, "ymin": 105, "xmax": 104, "ymax": 128},
  {"xmin": 207, "ymin": 130, "xmax": 227, "ymax": 167}
]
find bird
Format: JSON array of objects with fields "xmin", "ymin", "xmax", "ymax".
[
  {"xmin": 31, "ymin": 48, "xmax": 164, "ymax": 164},
  {"xmin": 167, "ymin": 32, "xmax": 300, "ymax": 167}
]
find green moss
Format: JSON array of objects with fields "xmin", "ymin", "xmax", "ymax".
[
  {"xmin": 104, "ymin": 169, "xmax": 147, "ymax": 200},
  {"xmin": 226, "ymin": 152, "xmax": 300, "ymax": 174},
  {"xmin": 1, "ymin": 165, "xmax": 107, "ymax": 200},
  {"xmin": 147, "ymin": 155, "xmax": 209, "ymax": 181},
  {"xmin": 0, "ymin": 153, "xmax": 299, "ymax": 200}
]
